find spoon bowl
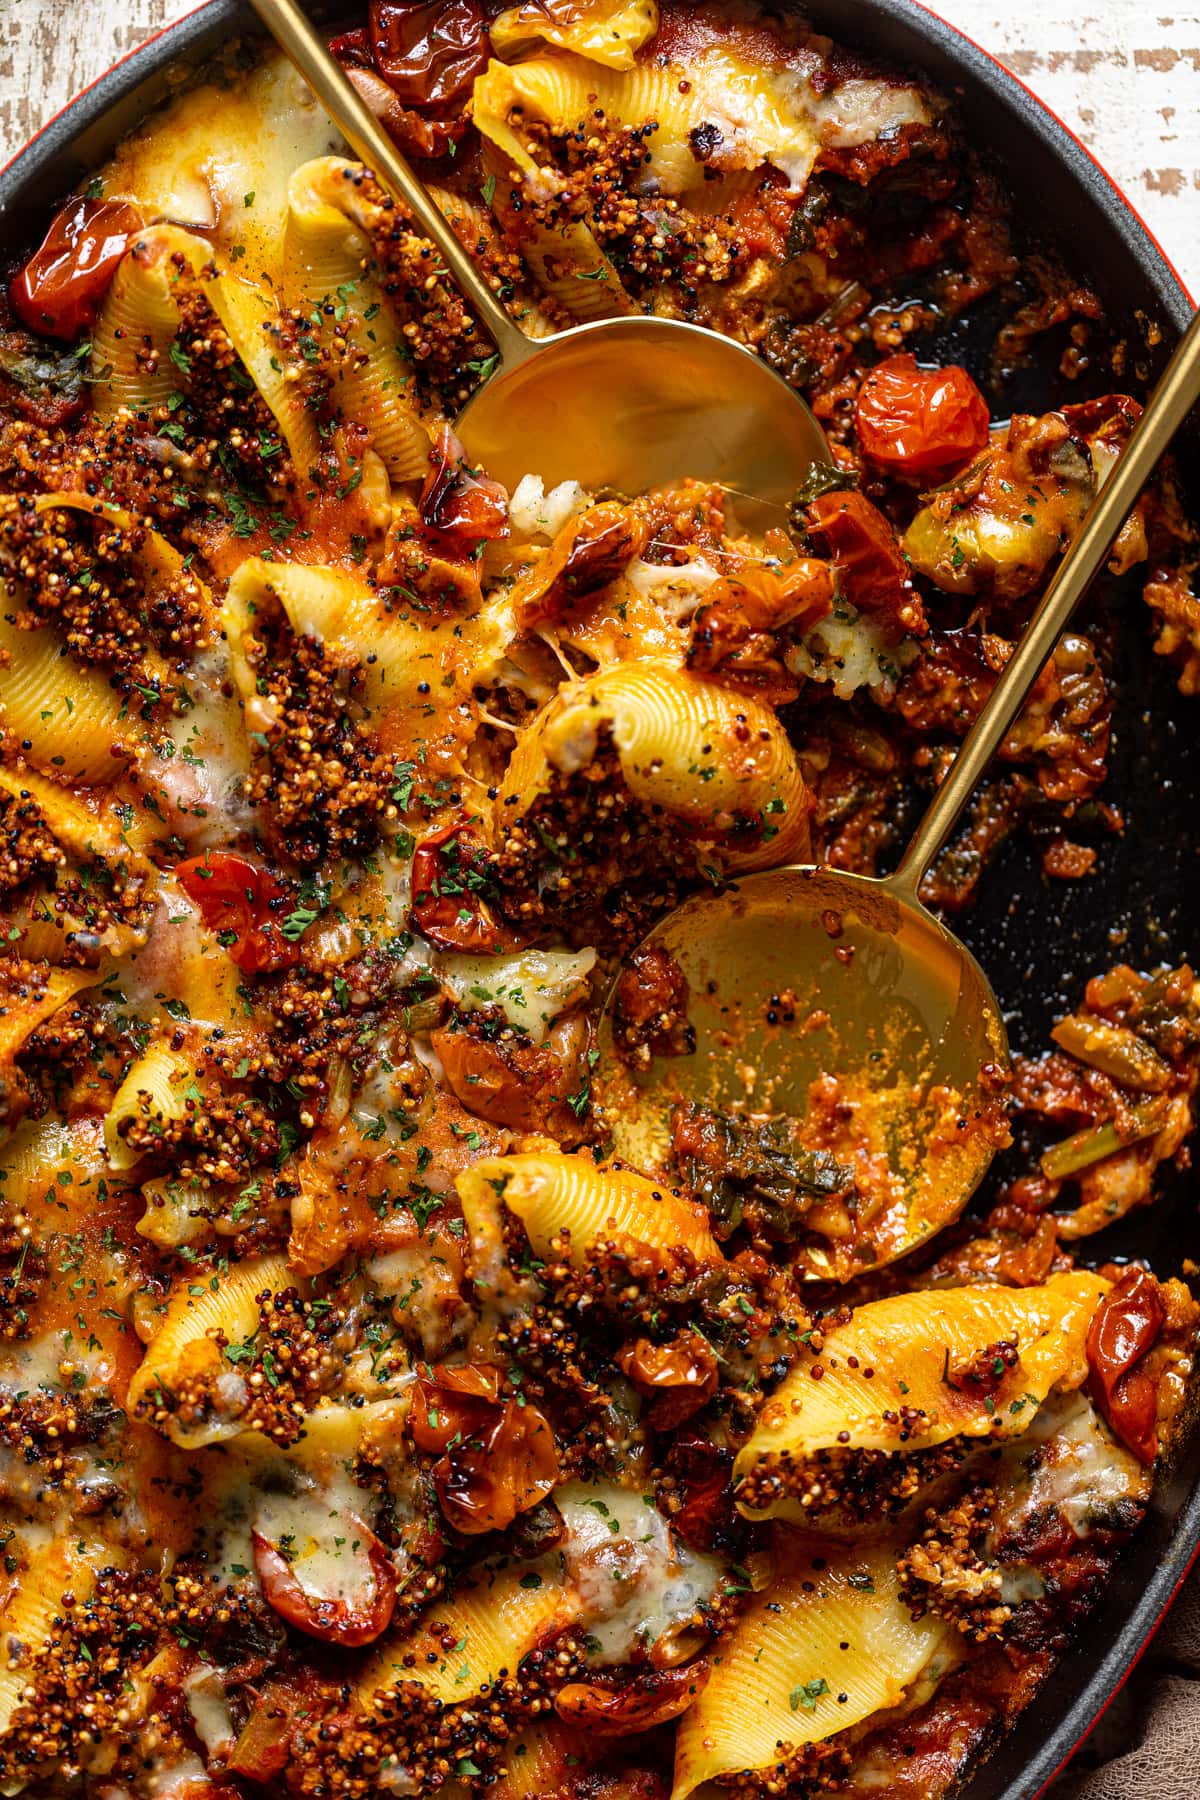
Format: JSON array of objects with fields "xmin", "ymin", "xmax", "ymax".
[
  {"xmin": 596, "ymin": 865, "xmax": 1009, "ymax": 1281},
  {"xmin": 247, "ymin": 0, "xmax": 829, "ymax": 526},
  {"xmin": 456, "ymin": 316, "xmax": 828, "ymax": 530}
]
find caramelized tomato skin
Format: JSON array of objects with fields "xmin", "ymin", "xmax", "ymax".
[
  {"xmin": 432, "ymin": 1020, "xmax": 586, "ymax": 1139},
  {"xmin": 411, "ymin": 1363, "xmax": 560, "ymax": 1535},
  {"xmin": 855, "ymin": 353, "xmax": 991, "ymax": 477},
  {"xmin": 176, "ymin": 852, "xmax": 299, "ymax": 974},
  {"xmin": 663, "ymin": 1435, "xmax": 739, "ymax": 1554},
  {"xmin": 11, "ymin": 197, "xmax": 141, "ymax": 341},
  {"xmin": 616, "ymin": 1333, "xmax": 718, "ymax": 1428},
  {"xmin": 327, "ymin": 25, "xmax": 372, "ymax": 67},
  {"xmin": 554, "ymin": 1664, "xmax": 710, "ymax": 1735},
  {"xmin": 1086, "ymin": 1267, "xmax": 1165, "ymax": 1464},
  {"xmin": 366, "ymin": 0, "xmax": 488, "ymax": 108},
  {"xmin": 419, "ymin": 426, "xmax": 510, "ymax": 551}
]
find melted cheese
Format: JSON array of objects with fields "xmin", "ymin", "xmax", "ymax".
[
  {"xmin": 200, "ymin": 1417, "xmax": 385, "ymax": 1600},
  {"xmin": 184, "ymin": 1665, "xmax": 236, "ymax": 1757},
  {"xmin": 104, "ymin": 55, "xmax": 342, "ymax": 281},
  {"xmin": 108, "ymin": 878, "xmax": 255, "ymax": 1042},
  {"xmin": 367, "ymin": 1245, "xmax": 466, "ymax": 1358},
  {"xmin": 808, "ymin": 78, "xmax": 931, "ymax": 149},
  {"xmin": 509, "ymin": 476, "xmax": 589, "ymax": 539},
  {"xmin": 252, "ymin": 1487, "xmax": 378, "ymax": 1608},
  {"xmin": 786, "ymin": 605, "xmax": 918, "ymax": 697},
  {"xmin": 146, "ymin": 1753, "xmax": 210, "ymax": 1798},
  {"xmin": 0, "ymin": 16, "xmax": 1157, "ymax": 1795},
  {"xmin": 557, "ymin": 1480, "xmax": 724, "ymax": 1665},
  {"xmin": 144, "ymin": 650, "xmax": 255, "ymax": 848},
  {"xmin": 687, "ymin": 47, "xmax": 822, "ymax": 189},
  {"xmin": 437, "ymin": 946, "xmax": 596, "ymax": 1043},
  {"xmin": 0, "ymin": 1327, "xmax": 118, "ymax": 1398},
  {"xmin": 624, "ymin": 555, "xmax": 722, "ymax": 620},
  {"xmin": 996, "ymin": 1390, "xmax": 1148, "ymax": 1543}
]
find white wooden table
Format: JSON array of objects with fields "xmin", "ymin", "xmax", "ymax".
[{"xmin": 4, "ymin": 0, "xmax": 1200, "ymax": 292}]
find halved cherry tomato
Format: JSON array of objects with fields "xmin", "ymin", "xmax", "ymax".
[
  {"xmin": 664, "ymin": 1434, "xmax": 736, "ymax": 1553},
  {"xmin": 11, "ymin": 197, "xmax": 141, "ymax": 342},
  {"xmin": 855, "ymin": 353, "xmax": 991, "ymax": 478},
  {"xmin": 329, "ymin": 33, "xmax": 465, "ymax": 157},
  {"xmin": 367, "ymin": 1, "xmax": 488, "ymax": 109},
  {"xmin": 412, "ymin": 1362, "xmax": 559, "ymax": 1535},
  {"xmin": 616, "ymin": 1333, "xmax": 718, "ymax": 1429},
  {"xmin": 805, "ymin": 489, "xmax": 925, "ymax": 638},
  {"xmin": 252, "ymin": 1517, "xmax": 397, "ymax": 1646},
  {"xmin": 554, "ymin": 1664, "xmax": 710, "ymax": 1735},
  {"xmin": 176, "ymin": 851, "xmax": 300, "ymax": 974},
  {"xmin": 410, "ymin": 822, "xmax": 503, "ymax": 951},
  {"xmin": 433, "ymin": 1027, "xmax": 565, "ymax": 1134},
  {"xmin": 419, "ymin": 427, "xmax": 510, "ymax": 552},
  {"xmin": 1086, "ymin": 1266, "xmax": 1165, "ymax": 1465}
]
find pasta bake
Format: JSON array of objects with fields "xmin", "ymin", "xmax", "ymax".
[{"xmin": 0, "ymin": 2, "xmax": 1197, "ymax": 1796}]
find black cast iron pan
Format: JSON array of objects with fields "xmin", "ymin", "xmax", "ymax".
[{"xmin": 1, "ymin": 5, "xmax": 1198, "ymax": 1796}]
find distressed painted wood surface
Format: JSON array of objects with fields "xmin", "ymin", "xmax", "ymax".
[{"xmin": 3, "ymin": 0, "xmax": 1200, "ymax": 293}]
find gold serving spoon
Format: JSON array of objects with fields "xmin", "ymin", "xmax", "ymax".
[
  {"xmin": 598, "ymin": 309, "xmax": 1200, "ymax": 1280},
  {"xmin": 247, "ymin": 0, "xmax": 828, "ymax": 527}
]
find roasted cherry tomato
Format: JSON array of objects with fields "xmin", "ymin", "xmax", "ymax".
[
  {"xmin": 410, "ymin": 822, "xmax": 502, "ymax": 951},
  {"xmin": 419, "ymin": 427, "xmax": 510, "ymax": 552},
  {"xmin": 329, "ymin": 31, "xmax": 466, "ymax": 157},
  {"xmin": 662, "ymin": 1434, "xmax": 736, "ymax": 1553},
  {"xmin": 855, "ymin": 353, "xmax": 991, "ymax": 478},
  {"xmin": 433, "ymin": 1027, "xmax": 555, "ymax": 1133},
  {"xmin": 367, "ymin": 0, "xmax": 487, "ymax": 109},
  {"xmin": 1086, "ymin": 1266, "xmax": 1165, "ymax": 1465},
  {"xmin": 176, "ymin": 851, "xmax": 300, "ymax": 974},
  {"xmin": 554, "ymin": 1664, "xmax": 710, "ymax": 1735},
  {"xmin": 805, "ymin": 489, "xmax": 925, "ymax": 638},
  {"xmin": 11, "ymin": 197, "xmax": 141, "ymax": 341},
  {"xmin": 252, "ymin": 1517, "xmax": 397, "ymax": 1646},
  {"xmin": 412, "ymin": 1362, "xmax": 559, "ymax": 1535},
  {"xmin": 616, "ymin": 1331, "xmax": 718, "ymax": 1429},
  {"xmin": 514, "ymin": 500, "xmax": 651, "ymax": 631}
]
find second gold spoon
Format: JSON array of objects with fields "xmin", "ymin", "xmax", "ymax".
[{"xmin": 597, "ymin": 309, "xmax": 1200, "ymax": 1280}]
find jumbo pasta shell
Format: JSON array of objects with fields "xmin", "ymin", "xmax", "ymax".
[
  {"xmin": 127, "ymin": 1253, "xmax": 293, "ymax": 1447},
  {"xmin": 458, "ymin": 1151, "xmax": 723, "ymax": 1269},
  {"xmin": 284, "ymin": 159, "xmax": 430, "ymax": 481},
  {"xmin": 672, "ymin": 1536, "xmax": 952, "ymax": 1799},
  {"xmin": 499, "ymin": 660, "xmax": 811, "ymax": 870},
  {"xmin": 358, "ymin": 1561, "xmax": 578, "ymax": 1706},
  {"xmin": 733, "ymin": 1270, "xmax": 1111, "ymax": 1518}
]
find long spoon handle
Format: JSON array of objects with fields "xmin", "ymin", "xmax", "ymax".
[
  {"xmin": 246, "ymin": 0, "xmax": 533, "ymax": 368},
  {"xmin": 895, "ymin": 305, "xmax": 1200, "ymax": 896}
]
